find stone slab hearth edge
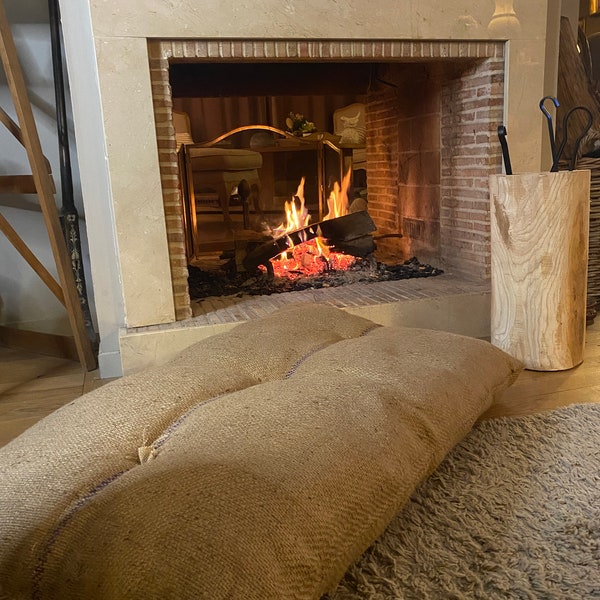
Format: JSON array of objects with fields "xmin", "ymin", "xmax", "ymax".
[{"xmin": 118, "ymin": 275, "xmax": 490, "ymax": 375}]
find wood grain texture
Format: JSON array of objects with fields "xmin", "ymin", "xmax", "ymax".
[
  {"xmin": 480, "ymin": 319, "xmax": 600, "ymax": 419},
  {"xmin": 489, "ymin": 170, "xmax": 590, "ymax": 370},
  {"xmin": 0, "ymin": 326, "xmax": 78, "ymax": 361}
]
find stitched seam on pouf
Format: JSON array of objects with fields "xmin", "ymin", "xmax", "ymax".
[
  {"xmin": 284, "ymin": 324, "xmax": 380, "ymax": 379},
  {"xmin": 284, "ymin": 342, "xmax": 331, "ymax": 379},
  {"xmin": 29, "ymin": 321, "xmax": 385, "ymax": 597},
  {"xmin": 155, "ymin": 325, "xmax": 382, "ymax": 451},
  {"xmin": 152, "ymin": 391, "xmax": 229, "ymax": 451},
  {"xmin": 32, "ymin": 469, "xmax": 128, "ymax": 600}
]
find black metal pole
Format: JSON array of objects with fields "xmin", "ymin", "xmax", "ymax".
[{"xmin": 47, "ymin": 0, "xmax": 97, "ymax": 344}]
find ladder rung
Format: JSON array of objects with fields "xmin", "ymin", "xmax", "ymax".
[
  {"xmin": 0, "ymin": 174, "xmax": 56, "ymax": 194},
  {"xmin": 0, "ymin": 174, "xmax": 36, "ymax": 194}
]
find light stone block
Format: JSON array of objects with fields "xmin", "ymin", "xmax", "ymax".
[{"xmin": 95, "ymin": 36, "xmax": 175, "ymax": 329}]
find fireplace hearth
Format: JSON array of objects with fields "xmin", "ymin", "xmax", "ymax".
[
  {"xmin": 188, "ymin": 256, "xmax": 443, "ymax": 301},
  {"xmin": 150, "ymin": 40, "xmax": 505, "ymax": 323},
  {"xmin": 186, "ymin": 180, "xmax": 443, "ymax": 300}
]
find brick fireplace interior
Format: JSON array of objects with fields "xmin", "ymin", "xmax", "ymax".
[{"xmin": 149, "ymin": 40, "xmax": 504, "ymax": 321}]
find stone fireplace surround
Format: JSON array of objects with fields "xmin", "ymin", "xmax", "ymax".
[
  {"xmin": 58, "ymin": 1, "xmax": 559, "ymax": 377},
  {"xmin": 151, "ymin": 40, "xmax": 505, "ymax": 324}
]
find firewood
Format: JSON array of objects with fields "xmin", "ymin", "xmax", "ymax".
[
  {"xmin": 242, "ymin": 210, "xmax": 377, "ymax": 272},
  {"xmin": 330, "ymin": 235, "xmax": 376, "ymax": 257},
  {"xmin": 318, "ymin": 211, "xmax": 376, "ymax": 242}
]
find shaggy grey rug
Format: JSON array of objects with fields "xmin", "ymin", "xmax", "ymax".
[{"xmin": 328, "ymin": 403, "xmax": 600, "ymax": 599}]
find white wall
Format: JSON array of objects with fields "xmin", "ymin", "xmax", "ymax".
[{"xmin": 0, "ymin": 2, "xmax": 96, "ymax": 335}]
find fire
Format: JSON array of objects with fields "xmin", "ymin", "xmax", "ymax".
[
  {"xmin": 263, "ymin": 169, "xmax": 356, "ymax": 278},
  {"xmin": 271, "ymin": 177, "xmax": 311, "ymax": 241},
  {"xmin": 324, "ymin": 167, "xmax": 352, "ymax": 220}
]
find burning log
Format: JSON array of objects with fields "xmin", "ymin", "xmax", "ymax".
[
  {"xmin": 329, "ymin": 236, "xmax": 376, "ymax": 258},
  {"xmin": 242, "ymin": 210, "xmax": 377, "ymax": 272},
  {"xmin": 318, "ymin": 210, "xmax": 376, "ymax": 242},
  {"xmin": 321, "ymin": 210, "xmax": 379, "ymax": 257},
  {"xmin": 241, "ymin": 224, "xmax": 320, "ymax": 273}
]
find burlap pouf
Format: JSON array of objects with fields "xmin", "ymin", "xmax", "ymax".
[{"xmin": 0, "ymin": 304, "xmax": 522, "ymax": 599}]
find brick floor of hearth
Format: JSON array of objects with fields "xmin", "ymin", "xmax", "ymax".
[{"xmin": 180, "ymin": 272, "xmax": 490, "ymax": 328}]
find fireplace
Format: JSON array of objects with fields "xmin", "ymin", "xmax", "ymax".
[
  {"xmin": 150, "ymin": 41, "xmax": 504, "ymax": 317},
  {"xmin": 58, "ymin": 1, "xmax": 559, "ymax": 377}
]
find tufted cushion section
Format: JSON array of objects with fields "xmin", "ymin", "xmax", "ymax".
[
  {"xmin": 0, "ymin": 305, "xmax": 522, "ymax": 600},
  {"xmin": 187, "ymin": 147, "xmax": 263, "ymax": 171}
]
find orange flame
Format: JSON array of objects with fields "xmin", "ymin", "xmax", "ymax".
[
  {"xmin": 271, "ymin": 177, "xmax": 310, "ymax": 238},
  {"xmin": 324, "ymin": 167, "xmax": 352, "ymax": 221},
  {"xmin": 265, "ymin": 169, "xmax": 356, "ymax": 278}
]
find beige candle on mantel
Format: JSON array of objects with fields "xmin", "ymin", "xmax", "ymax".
[{"xmin": 489, "ymin": 170, "xmax": 590, "ymax": 371}]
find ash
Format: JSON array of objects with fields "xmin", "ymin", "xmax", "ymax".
[{"xmin": 188, "ymin": 256, "xmax": 443, "ymax": 300}]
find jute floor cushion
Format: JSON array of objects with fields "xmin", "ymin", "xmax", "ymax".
[{"xmin": 0, "ymin": 303, "xmax": 522, "ymax": 599}]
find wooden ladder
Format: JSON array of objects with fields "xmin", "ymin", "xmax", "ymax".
[{"xmin": 0, "ymin": 0, "xmax": 97, "ymax": 371}]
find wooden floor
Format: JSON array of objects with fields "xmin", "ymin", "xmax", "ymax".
[
  {"xmin": 0, "ymin": 320, "xmax": 599, "ymax": 448},
  {"xmin": 479, "ymin": 317, "xmax": 600, "ymax": 419},
  {"xmin": 0, "ymin": 350, "xmax": 108, "ymax": 448}
]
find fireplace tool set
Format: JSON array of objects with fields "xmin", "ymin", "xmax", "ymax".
[{"xmin": 498, "ymin": 97, "xmax": 593, "ymax": 174}]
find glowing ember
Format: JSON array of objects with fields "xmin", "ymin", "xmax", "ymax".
[
  {"xmin": 266, "ymin": 239, "xmax": 357, "ymax": 279},
  {"xmin": 263, "ymin": 170, "xmax": 357, "ymax": 278}
]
